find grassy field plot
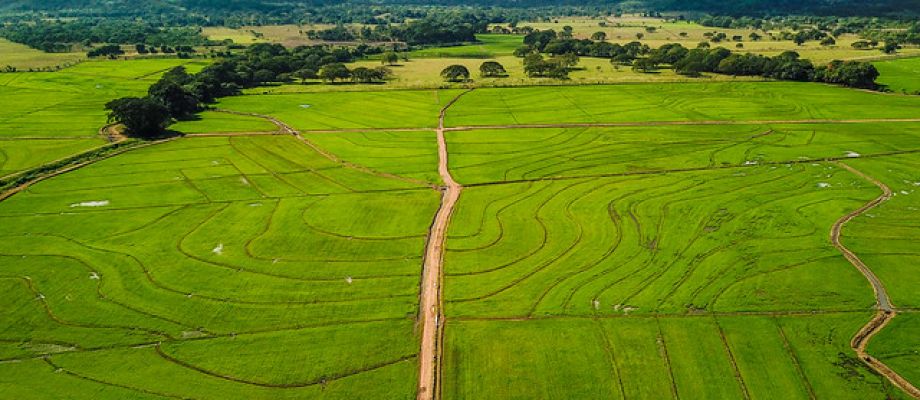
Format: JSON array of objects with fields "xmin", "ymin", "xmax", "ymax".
[
  {"xmin": 445, "ymin": 82, "xmax": 920, "ymax": 127},
  {"xmin": 217, "ymin": 89, "xmax": 464, "ymax": 130},
  {"xmin": 0, "ymin": 134, "xmax": 439, "ymax": 398},
  {"xmin": 839, "ymin": 154, "xmax": 920, "ymax": 308},
  {"xmin": 443, "ymin": 166, "xmax": 876, "ymax": 318},
  {"xmin": 445, "ymin": 123, "xmax": 920, "ymax": 184},
  {"xmin": 307, "ymin": 130, "xmax": 441, "ymax": 184},
  {"xmin": 443, "ymin": 314, "xmax": 903, "ymax": 399},
  {"xmin": 0, "ymin": 138, "xmax": 104, "ymax": 177},
  {"xmin": 170, "ymin": 111, "xmax": 280, "ymax": 134},
  {"xmin": 0, "ymin": 38, "xmax": 84, "ymax": 70},
  {"xmin": 875, "ymin": 57, "xmax": 920, "ymax": 94}
]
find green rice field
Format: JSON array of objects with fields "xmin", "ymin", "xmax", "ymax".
[{"xmin": 3, "ymin": 76, "xmax": 920, "ymax": 399}]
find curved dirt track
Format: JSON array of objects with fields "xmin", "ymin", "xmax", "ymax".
[
  {"xmin": 417, "ymin": 89, "xmax": 472, "ymax": 400},
  {"xmin": 833, "ymin": 161, "xmax": 920, "ymax": 399}
]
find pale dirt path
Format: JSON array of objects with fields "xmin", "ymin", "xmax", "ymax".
[
  {"xmin": 834, "ymin": 161, "xmax": 920, "ymax": 399},
  {"xmin": 417, "ymin": 90, "xmax": 472, "ymax": 400}
]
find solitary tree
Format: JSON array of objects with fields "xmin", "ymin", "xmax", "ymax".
[
  {"xmin": 591, "ymin": 31, "xmax": 607, "ymax": 41},
  {"xmin": 105, "ymin": 97, "xmax": 171, "ymax": 139},
  {"xmin": 479, "ymin": 61, "xmax": 507, "ymax": 77},
  {"xmin": 882, "ymin": 41, "xmax": 899, "ymax": 54},
  {"xmin": 441, "ymin": 65, "xmax": 471, "ymax": 82},
  {"xmin": 636, "ymin": 32, "xmax": 644, "ymax": 40},
  {"xmin": 820, "ymin": 36, "xmax": 836, "ymax": 46},
  {"xmin": 382, "ymin": 51, "xmax": 399, "ymax": 65}
]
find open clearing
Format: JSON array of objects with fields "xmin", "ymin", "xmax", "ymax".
[
  {"xmin": 3, "ymin": 76, "xmax": 920, "ymax": 399},
  {"xmin": 875, "ymin": 57, "xmax": 920, "ymax": 94}
]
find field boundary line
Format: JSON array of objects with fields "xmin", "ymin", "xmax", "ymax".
[
  {"xmin": 834, "ymin": 161, "xmax": 920, "ymax": 399},
  {"xmin": 444, "ymin": 118, "xmax": 920, "ymax": 131},
  {"xmin": 418, "ymin": 88, "xmax": 473, "ymax": 400}
]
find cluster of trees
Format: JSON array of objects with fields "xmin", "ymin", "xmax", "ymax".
[
  {"xmin": 0, "ymin": 19, "xmax": 206, "ymax": 52},
  {"xmin": 522, "ymin": 53, "xmax": 577, "ymax": 79},
  {"xmin": 105, "ymin": 66, "xmax": 197, "ymax": 139},
  {"xmin": 628, "ymin": 42, "xmax": 880, "ymax": 88},
  {"xmin": 105, "ymin": 42, "xmax": 397, "ymax": 137},
  {"xmin": 520, "ymin": 32, "xmax": 650, "ymax": 62},
  {"xmin": 306, "ymin": 13, "xmax": 487, "ymax": 46}
]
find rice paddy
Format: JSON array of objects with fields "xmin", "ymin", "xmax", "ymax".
[{"xmin": 3, "ymin": 70, "xmax": 920, "ymax": 399}]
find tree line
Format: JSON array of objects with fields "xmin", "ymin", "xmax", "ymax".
[
  {"xmin": 0, "ymin": 20, "xmax": 207, "ymax": 52},
  {"xmin": 104, "ymin": 43, "xmax": 391, "ymax": 138}
]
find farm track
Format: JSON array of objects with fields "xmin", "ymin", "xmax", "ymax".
[
  {"xmin": 834, "ymin": 162, "xmax": 920, "ymax": 399},
  {"xmin": 417, "ymin": 89, "xmax": 472, "ymax": 400}
]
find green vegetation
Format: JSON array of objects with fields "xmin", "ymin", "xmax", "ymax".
[
  {"xmin": 875, "ymin": 57, "xmax": 920, "ymax": 94},
  {"xmin": 0, "ymin": 135, "xmax": 437, "ymax": 398},
  {"xmin": 445, "ymin": 82, "xmax": 920, "ymax": 127},
  {"xmin": 0, "ymin": 139, "xmax": 101, "ymax": 177}
]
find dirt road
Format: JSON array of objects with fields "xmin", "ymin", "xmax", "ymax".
[
  {"xmin": 833, "ymin": 162, "xmax": 920, "ymax": 399},
  {"xmin": 417, "ymin": 90, "xmax": 471, "ymax": 400}
]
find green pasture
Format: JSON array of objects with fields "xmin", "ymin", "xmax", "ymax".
[
  {"xmin": 2, "ymin": 77, "xmax": 920, "ymax": 398},
  {"xmin": 0, "ymin": 38, "xmax": 84, "ymax": 70},
  {"xmin": 0, "ymin": 138, "xmax": 104, "ymax": 177},
  {"xmin": 445, "ymin": 82, "xmax": 920, "ymax": 127},
  {"xmin": 170, "ymin": 111, "xmax": 279, "ymax": 134},
  {"xmin": 0, "ymin": 134, "xmax": 438, "ymax": 398},
  {"xmin": 443, "ymin": 166, "xmax": 876, "ymax": 317},
  {"xmin": 0, "ymin": 58, "xmax": 209, "ymax": 176},
  {"xmin": 443, "ymin": 314, "xmax": 906, "ymax": 399},
  {"xmin": 875, "ymin": 57, "xmax": 920, "ymax": 94},
  {"xmin": 409, "ymin": 34, "xmax": 523, "ymax": 59},
  {"xmin": 840, "ymin": 154, "xmax": 920, "ymax": 308},
  {"xmin": 216, "ymin": 89, "xmax": 464, "ymax": 130},
  {"xmin": 445, "ymin": 122, "xmax": 920, "ymax": 184}
]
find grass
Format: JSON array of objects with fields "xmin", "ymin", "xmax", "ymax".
[
  {"xmin": 838, "ymin": 154, "xmax": 920, "ymax": 308},
  {"xmin": 875, "ymin": 57, "xmax": 920, "ymax": 94},
  {"xmin": 3, "ymin": 76, "xmax": 920, "ymax": 398},
  {"xmin": 443, "ymin": 314, "xmax": 905, "ymax": 399},
  {"xmin": 0, "ymin": 139, "xmax": 104, "ymax": 178},
  {"xmin": 443, "ymin": 166, "xmax": 876, "ymax": 317},
  {"xmin": 0, "ymin": 58, "xmax": 210, "ymax": 176},
  {"xmin": 0, "ymin": 134, "xmax": 438, "ymax": 398},
  {"xmin": 170, "ymin": 111, "xmax": 279, "ymax": 134},
  {"xmin": 0, "ymin": 38, "xmax": 84, "ymax": 70},
  {"xmin": 216, "ymin": 89, "xmax": 464, "ymax": 130},
  {"xmin": 408, "ymin": 34, "xmax": 524, "ymax": 59},
  {"xmin": 445, "ymin": 82, "xmax": 920, "ymax": 127}
]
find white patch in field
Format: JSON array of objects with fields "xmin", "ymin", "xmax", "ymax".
[
  {"xmin": 212, "ymin": 243, "xmax": 224, "ymax": 255},
  {"xmin": 94, "ymin": 84, "xmax": 103, "ymax": 89},
  {"xmin": 743, "ymin": 161, "xmax": 757, "ymax": 165},
  {"xmin": 345, "ymin": 276, "xmax": 353, "ymax": 284},
  {"xmin": 300, "ymin": 104, "xmax": 311, "ymax": 108},
  {"xmin": 36, "ymin": 294, "xmax": 45, "ymax": 300},
  {"xmin": 89, "ymin": 272, "xmax": 100, "ymax": 280},
  {"xmin": 845, "ymin": 151, "xmax": 861, "ymax": 158},
  {"xmin": 592, "ymin": 299, "xmax": 600, "ymax": 310},
  {"xmin": 249, "ymin": 202, "xmax": 263, "ymax": 207},
  {"xmin": 70, "ymin": 200, "xmax": 109, "ymax": 208},
  {"xmin": 272, "ymin": 258, "xmax": 280, "ymax": 264},
  {"xmin": 211, "ymin": 160, "xmax": 220, "ymax": 165},
  {"xmin": 240, "ymin": 176, "xmax": 250, "ymax": 186},
  {"xmin": 817, "ymin": 182, "xmax": 831, "ymax": 188},
  {"xmin": 901, "ymin": 190, "xmax": 911, "ymax": 195},
  {"xmin": 914, "ymin": 182, "xmax": 920, "ymax": 187},
  {"xmin": 613, "ymin": 304, "xmax": 621, "ymax": 311}
]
